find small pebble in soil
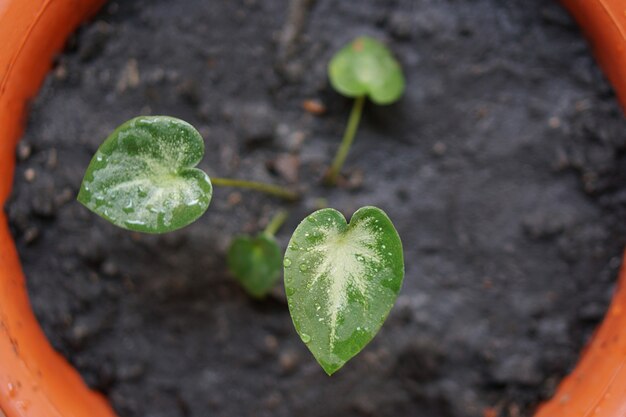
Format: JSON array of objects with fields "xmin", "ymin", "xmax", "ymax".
[
  {"xmin": 16, "ymin": 142, "xmax": 32, "ymax": 161},
  {"xmin": 54, "ymin": 62, "xmax": 68, "ymax": 81},
  {"xmin": 279, "ymin": 350, "xmax": 300, "ymax": 375},
  {"xmin": 116, "ymin": 58, "xmax": 140, "ymax": 93},
  {"xmin": 22, "ymin": 227, "xmax": 40, "ymax": 245},
  {"xmin": 432, "ymin": 141, "xmax": 447, "ymax": 156},
  {"xmin": 101, "ymin": 260, "xmax": 119, "ymax": 277},
  {"xmin": 23, "ymin": 168, "xmax": 36, "ymax": 182},
  {"xmin": 227, "ymin": 191, "xmax": 243, "ymax": 206},
  {"xmin": 548, "ymin": 116, "xmax": 561, "ymax": 129},
  {"xmin": 266, "ymin": 154, "xmax": 300, "ymax": 183},
  {"xmin": 302, "ymin": 99, "xmax": 327, "ymax": 115},
  {"xmin": 275, "ymin": 124, "xmax": 306, "ymax": 152},
  {"xmin": 263, "ymin": 334, "xmax": 279, "ymax": 355}
]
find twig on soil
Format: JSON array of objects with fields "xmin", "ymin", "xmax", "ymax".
[{"xmin": 277, "ymin": 0, "xmax": 316, "ymax": 63}]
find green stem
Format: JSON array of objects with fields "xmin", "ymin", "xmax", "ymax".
[
  {"xmin": 326, "ymin": 95, "xmax": 366, "ymax": 185},
  {"xmin": 211, "ymin": 177, "xmax": 299, "ymax": 201},
  {"xmin": 263, "ymin": 210, "xmax": 288, "ymax": 237}
]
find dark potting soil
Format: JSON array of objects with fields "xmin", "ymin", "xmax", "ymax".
[{"xmin": 6, "ymin": 0, "xmax": 626, "ymax": 416}]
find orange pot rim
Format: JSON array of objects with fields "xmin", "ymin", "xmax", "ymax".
[{"xmin": 0, "ymin": 1, "xmax": 625, "ymax": 417}]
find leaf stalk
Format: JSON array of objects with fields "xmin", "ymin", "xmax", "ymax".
[
  {"xmin": 263, "ymin": 210, "xmax": 289, "ymax": 236},
  {"xmin": 211, "ymin": 177, "xmax": 299, "ymax": 201},
  {"xmin": 326, "ymin": 95, "xmax": 366, "ymax": 185}
]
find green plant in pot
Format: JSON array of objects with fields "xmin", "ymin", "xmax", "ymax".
[
  {"xmin": 227, "ymin": 210, "xmax": 288, "ymax": 299},
  {"xmin": 78, "ymin": 112, "xmax": 405, "ymax": 374},
  {"xmin": 325, "ymin": 36, "xmax": 405, "ymax": 185}
]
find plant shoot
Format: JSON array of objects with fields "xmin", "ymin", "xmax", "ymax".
[
  {"xmin": 228, "ymin": 211, "xmax": 288, "ymax": 298},
  {"xmin": 326, "ymin": 36, "xmax": 405, "ymax": 184},
  {"xmin": 78, "ymin": 114, "xmax": 405, "ymax": 375}
]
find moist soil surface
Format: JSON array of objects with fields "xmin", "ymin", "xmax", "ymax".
[{"xmin": 6, "ymin": 1, "xmax": 626, "ymax": 416}]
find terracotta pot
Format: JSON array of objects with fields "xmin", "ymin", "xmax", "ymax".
[
  {"xmin": 0, "ymin": 1, "xmax": 624, "ymax": 416},
  {"xmin": 0, "ymin": 3, "xmax": 114, "ymax": 417}
]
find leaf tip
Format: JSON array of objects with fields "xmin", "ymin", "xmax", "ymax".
[{"xmin": 319, "ymin": 359, "xmax": 344, "ymax": 376}]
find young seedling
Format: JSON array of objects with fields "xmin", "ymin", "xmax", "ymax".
[
  {"xmin": 228, "ymin": 210, "xmax": 288, "ymax": 298},
  {"xmin": 284, "ymin": 206, "xmax": 404, "ymax": 374},
  {"xmin": 77, "ymin": 116, "xmax": 298, "ymax": 233},
  {"xmin": 78, "ymin": 115, "xmax": 405, "ymax": 375},
  {"xmin": 325, "ymin": 36, "xmax": 405, "ymax": 185}
]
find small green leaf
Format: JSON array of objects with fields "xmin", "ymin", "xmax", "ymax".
[
  {"xmin": 328, "ymin": 36, "xmax": 405, "ymax": 105},
  {"xmin": 228, "ymin": 234, "xmax": 283, "ymax": 298},
  {"xmin": 77, "ymin": 116, "xmax": 212, "ymax": 233},
  {"xmin": 284, "ymin": 206, "xmax": 404, "ymax": 375}
]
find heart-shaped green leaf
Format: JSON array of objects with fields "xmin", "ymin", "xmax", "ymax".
[
  {"xmin": 77, "ymin": 116, "xmax": 212, "ymax": 234},
  {"xmin": 228, "ymin": 234, "xmax": 283, "ymax": 298},
  {"xmin": 284, "ymin": 206, "xmax": 404, "ymax": 375},
  {"xmin": 328, "ymin": 36, "xmax": 405, "ymax": 105}
]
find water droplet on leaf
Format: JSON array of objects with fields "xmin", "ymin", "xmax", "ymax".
[{"xmin": 122, "ymin": 200, "xmax": 135, "ymax": 214}]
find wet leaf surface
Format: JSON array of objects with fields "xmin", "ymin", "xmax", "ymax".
[
  {"xmin": 284, "ymin": 207, "xmax": 404, "ymax": 374},
  {"xmin": 228, "ymin": 234, "xmax": 283, "ymax": 298},
  {"xmin": 78, "ymin": 116, "xmax": 212, "ymax": 233},
  {"xmin": 328, "ymin": 36, "xmax": 405, "ymax": 105}
]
